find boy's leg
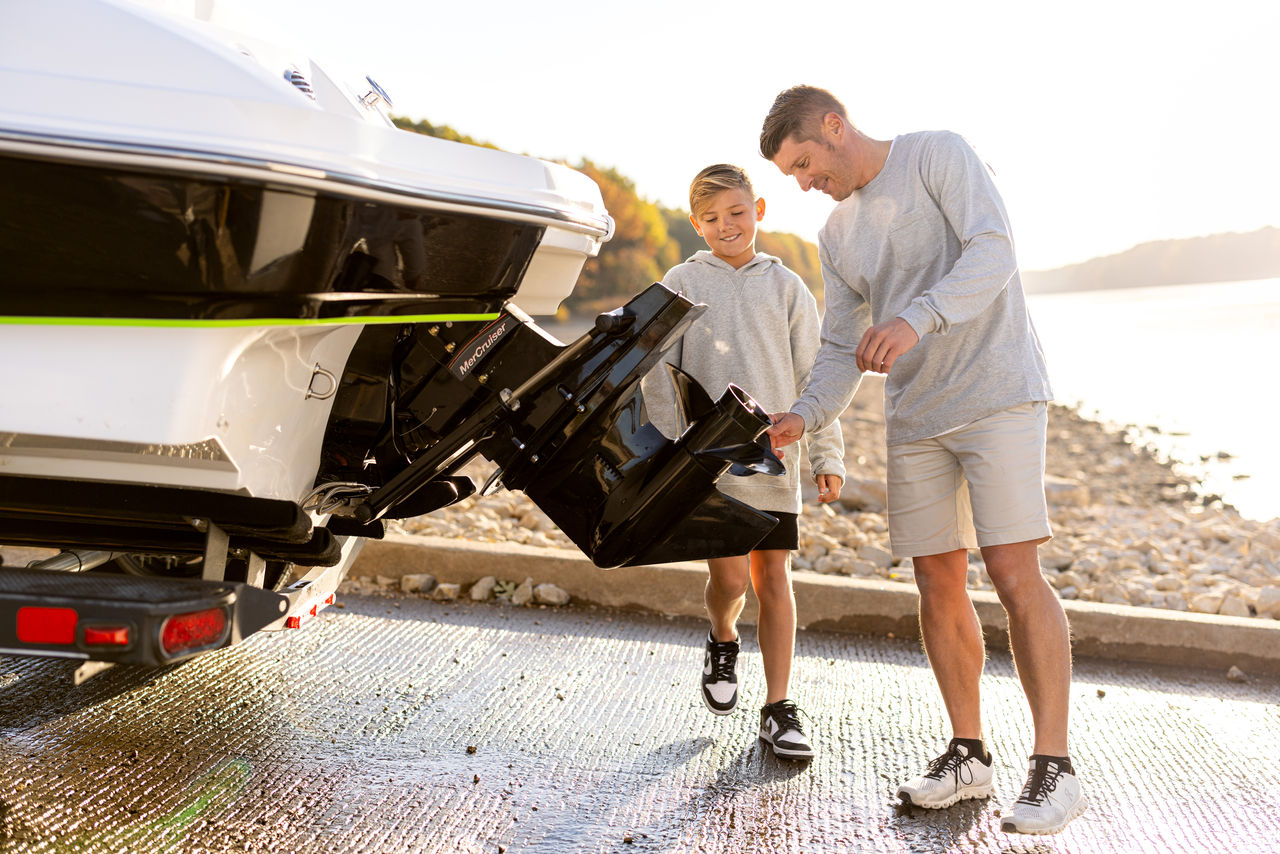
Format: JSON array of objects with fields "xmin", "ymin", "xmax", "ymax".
[
  {"xmin": 706, "ymin": 555, "xmax": 750, "ymax": 642},
  {"xmin": 751, "ymin": 546, "xmax": 814, "ymax": 759},
  {"xmin": 748, "ymin": 549, "xmax": 795, "ymax": 705},
  {"xmin": 701, "ymin": 556, "xmax": 750, "ymax": 715}
]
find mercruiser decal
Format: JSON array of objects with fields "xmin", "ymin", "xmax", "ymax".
[{"xmin": 448, "ymin": 314, "xmax": 516, "ymax": 380}]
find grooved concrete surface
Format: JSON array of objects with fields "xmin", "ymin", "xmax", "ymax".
[{"xmin": 1, "ymin": 594, "xmax": 1277, "ymax": 854}]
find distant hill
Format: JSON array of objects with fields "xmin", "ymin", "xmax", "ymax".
[{"xmin": 1022, "ymin": 227, "xmax": 1280, "ymax": 294}]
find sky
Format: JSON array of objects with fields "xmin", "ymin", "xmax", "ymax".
[{"xmin": 193, "ymin": 0, "xmax": 1278, "ymax": 272}]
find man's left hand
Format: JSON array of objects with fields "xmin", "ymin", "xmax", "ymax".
[{"xmin": 856, "ymin": 317, "xmax": 920, "ymax": 373}]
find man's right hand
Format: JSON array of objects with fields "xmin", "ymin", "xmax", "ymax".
[{"xmin": 767, "ymin": 412, "xmax": 806, "ymax": 453}]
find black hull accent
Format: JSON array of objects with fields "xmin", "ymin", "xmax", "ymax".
[
  {"xmin": 0, "ymin": 475, "xmax": 341, "ymax": 567},
  {"xmin": 0, "ymin": 152, "xmax": 544, "ymax": 320}
]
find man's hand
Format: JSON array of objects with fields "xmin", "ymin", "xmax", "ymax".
[
  {"xmin": 766, "ymin": 412, "xmax": 806, "ymax": 455},
  {"xmin": 856, "ymin": 317, "xmax": 920, "ymax": 373},
  {"xmin": 816, "ymin": 474, "xmax": 843, "ymax": 504}
]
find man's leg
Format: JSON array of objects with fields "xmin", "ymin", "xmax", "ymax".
[
  {"xmin": 898, "ymin": 548, "xmax": 995, "ymax": 806},
  {"xmin": 913, "ymin": 548, "xmax": 986, "ymax": 740},
  {"xmin": 980, "ymin": 540, "xmax": 1071, "ymax": 755}
]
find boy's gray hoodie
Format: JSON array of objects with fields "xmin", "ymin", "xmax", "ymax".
[{"xmin": 642, "ymin": 250, "xmax": 845, "ymax": 515}]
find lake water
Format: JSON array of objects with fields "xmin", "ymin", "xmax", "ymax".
[{"xmin": 1027, "ymin": 278, "xmax": 1280, "ymax": 522}]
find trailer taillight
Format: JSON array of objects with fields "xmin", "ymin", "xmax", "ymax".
[
  {"xmin": 16, "ymin": 607, "xmax": 77, "ymax": 644},
  {"xmin": 160, "ymin": 607, "xmax": 228, "ymax": 656},
  {"xmin": 83, "ymin": 625, "xmax": 131, "ymax": 647}
]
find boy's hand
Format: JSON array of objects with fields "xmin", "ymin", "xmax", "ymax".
[
  {"xmin": 767, "ymin": 412, "xmax": 806, "ymax": 455},
  {"xmin": 816, "ymin": 474, "xmax": 843, "ymax": 504}
]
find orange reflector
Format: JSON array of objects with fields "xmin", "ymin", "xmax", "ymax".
[
  {"xmin": 17, "ymin": 607, "xmax": 78, "ymax": 644},
  {"xmin": 84, "ymin": 625, "xmax": 131, "ymax": 647},
  {"xmin": 285, "ymin": 616, "xmax": 301, "ymax": 629},
  {"xmin": 160, "ymin": 607, "xmax": 228, "ymax": 656}
]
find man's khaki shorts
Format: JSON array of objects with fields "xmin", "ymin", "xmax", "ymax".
[{"xmin": 886, "ymin": 402, "xmax": 1052, "ymax": 559}]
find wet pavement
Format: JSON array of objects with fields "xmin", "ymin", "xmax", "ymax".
[{"xmin": 1, "ymin": 591, "xmax": 1278, "ymax": 854}]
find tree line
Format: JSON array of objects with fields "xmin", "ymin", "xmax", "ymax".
[{"xmin": 393, "ymin": 117, "xmax": 822, "ymax": 318}]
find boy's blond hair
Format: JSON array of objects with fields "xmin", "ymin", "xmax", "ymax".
[{"xmin": 689, "ymin": 164, "xmax": 755, "ymax": 218}]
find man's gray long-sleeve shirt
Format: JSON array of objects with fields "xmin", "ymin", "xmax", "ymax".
[
  {"xmin": 643, "ymin": 251, "xmax": 845, "ymax": 514},
  {"xmin": 791, "ymin": 130, "xmax": 1053, "ymax": 445}
]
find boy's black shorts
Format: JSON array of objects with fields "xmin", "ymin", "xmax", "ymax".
[{"xmin": 754, "ymin": 512, "xmax": 798, "ymax": 552}]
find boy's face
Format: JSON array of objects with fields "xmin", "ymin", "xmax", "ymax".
[{"xmin": 690, "ymin": 188, "xmax": 765, "ymax": 267}]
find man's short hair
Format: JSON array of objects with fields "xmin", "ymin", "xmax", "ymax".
[
  {"xmin": 759, "ymin": 85, "xmax": 850, "ymax": 160},
  {"xmin": 689, "ymin": 164, "xmax": 754, "ymax": 217}
]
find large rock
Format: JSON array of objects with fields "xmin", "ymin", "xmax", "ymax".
[
  {"xmin": 470, "ymin": 576, "xmax": 497, "ymax": 601},
  {"xmin": 838, "ymin": 478, "xmax": 887, "ymax": 513},
  {"xmin": 858, "ymin": 543, "xmax": 894, "ymax": 570},
  {"xmin": 1044, "ymin": 475, "xmax": 1090, "ymax": 507},
  {"xmin": 1257, "ymin": 586, "xmax": 1280, "ymax": 619},
  {"xmin": 511, "ymin": 577, "xmax": 534, "ymax": 607},
  {"xmin": 401, "ymin": 573, "xmax": 437, "ymax": 595},
  {"xmin": 533, "ymin": 583, "xmax": 570, "ymax": 606}
]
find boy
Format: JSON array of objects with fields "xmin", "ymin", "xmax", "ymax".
[{"xmin": 643, "ymin": 164, "xmax": 845, "ymax": 759}]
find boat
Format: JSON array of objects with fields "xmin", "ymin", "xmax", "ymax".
[{"xmin": 0, "ymin": 0, "xmax": 782, "ymax": 673}]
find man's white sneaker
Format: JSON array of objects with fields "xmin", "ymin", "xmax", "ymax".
[
  {"xmin": 700, "ymin": 631, "xmax": 740, "ymax": 715},
  {"xmin": 1001, "ymin": 756, "xmax": 1087, "ymax": 834},
  {"xmin": 896, "ymin": 739, "xmax": 995, "ymax": 808}
]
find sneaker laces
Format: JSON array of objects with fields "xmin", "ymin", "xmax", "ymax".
[
  {"xmin": 923, "ymin": 744, "xmax": 978, "ymax": 786},
  {"xmin": 707, "ymin": 642, "xmax": 737, "ymax": 682},
  {"xmin": 765, "ymin": 700, "xmax": 806, "ymax": 735},
  {"xmin": 1016, "ymin": 760, "xmax": 1066, "ymax": 806}
]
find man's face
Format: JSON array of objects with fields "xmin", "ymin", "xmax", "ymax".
[{"xmin": 770, "ymin": 128, "xmax": 858, "ymax": 201}]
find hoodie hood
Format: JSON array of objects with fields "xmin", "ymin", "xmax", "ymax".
[{"xmin": 688, "ymin": 250, "xmax": 781, "ymax": 275}]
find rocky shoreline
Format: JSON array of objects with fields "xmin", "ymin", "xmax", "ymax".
[{"xmin": 397, "ymin": 376, "xmax": 1280, "ymax": 621}]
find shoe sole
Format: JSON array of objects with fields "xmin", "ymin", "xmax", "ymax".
[
  {"xmin": 1000, "ymin": 794, "xmax": 1088, "ymax": 834},
  {"xmin": 758, "ymin": 733, "xmax": 814, "ymax": 760},
  {"xmin": 897, "ymin": 782, "xmax": 995, "ymax": 810}
]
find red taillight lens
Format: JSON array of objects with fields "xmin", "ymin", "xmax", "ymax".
[
  {"xmin": 160, "ymin": 607, "xmax": 228, "ymax": 656},
  {"xmin": 83, "ymin": 625, "xmax": 131, "ymax": 647},
  {"xmin": 16, "ymin": 607, "xmax": 78, "ymax": 644}
]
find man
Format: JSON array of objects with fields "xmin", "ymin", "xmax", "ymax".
[{"xmin": 759, "ymin": 85, "xmax": 1084, "ymax": 835}]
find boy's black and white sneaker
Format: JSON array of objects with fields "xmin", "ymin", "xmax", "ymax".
[
  {"xmin": 758, "ymin": 699, "xmax": 814, "ymax": 759},
  {"xmin": 701, "ymin": 631, "xmax": 740, "ymax": 715},
  {"xmin": 896, "ymin": 738, "xmax": 995, "ymax": 808},
  {"xmin": 1001, "ymin": 755, "xmax": 1087, "ymax": 834}
]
